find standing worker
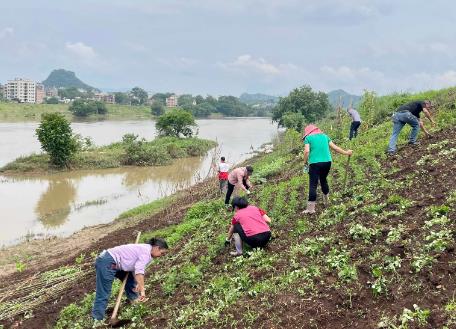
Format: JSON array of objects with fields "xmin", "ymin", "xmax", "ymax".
[
  {"xmin": 387, "ymin": 100, "xmax": 435, "ymax": 155},
  {"xmin": 92, "ymin": 238, "xmax": 169, "ymax": 322},
  {"xmin": 217, "ymin": 156, "xmax": 230, "ymax": 194},
  {"xmin": 347, "ymin": 107, "xmax": 362, "ymax": 140},
  {"xmin": 225, "ymin": 166, "xmax": 253, "ymax": 205},
  {"xmin": 225, "ymin": 197, "xmax": 272, "ymax": 256},
  {"xmin": 302, "ymin": 124, "xmax": 353, "ymax": 214}
]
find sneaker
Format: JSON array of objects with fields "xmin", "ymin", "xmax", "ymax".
[
  {"xmin": 230, "ymin": 251, "xmax": 242, "ymax": 257},
  {"xmin": 408, "ymin": 141, "xmax": 420, "ymax": 146}
]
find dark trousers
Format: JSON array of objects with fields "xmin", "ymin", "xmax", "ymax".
[
  {"xmin": 225, "ymin": 179, "xmax": 249, "ymax": 205},
  {"xmin": 234, "ymin": 223, "xmax": 271, "ymax": 248},
  {"xmin": 349, "ymin": 121, "xmax": 361, "ymax": 140},
  {"xmin": 308, "ymin": 161, "xmax": 331, "ymax": 202}
]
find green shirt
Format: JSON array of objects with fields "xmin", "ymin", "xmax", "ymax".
[{"xmin": 304, "ymin": 133, "xmax": 332, "ymax": 164}]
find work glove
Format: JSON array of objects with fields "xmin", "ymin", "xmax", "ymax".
[
  {"xmin": 245, "ymin": 190, "xmax": 251, "ymax": 195},
  {"xmin": 303, "ymin": 164, "xmax": 309, "ymax": 173},
  {"xmin": 224, "ymin": 239, "xmax": 231, "ymax": 247}
]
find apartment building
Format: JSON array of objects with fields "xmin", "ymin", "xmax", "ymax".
[
  {"xmin": 166, "ymin": 94, "xmax": 178, "ymax": 107},
  {"xmin": 35, "ymin": 83, "xmax": 45, "ymax": 104},
  {"xmin": 94, "ymin": 93, "xmax": 115, "ymax": 104},
  {"xmin": 6, "ymin": 78, "xmax": 36, "ymax": 103},
  {"xmin": 45, "ymin": 87, "xmax": 59, "ymax": 98}
]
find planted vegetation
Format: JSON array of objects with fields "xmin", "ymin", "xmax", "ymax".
[{"xmin": 1, "ymin": 87, "xmax": 456, "ymax": 328}]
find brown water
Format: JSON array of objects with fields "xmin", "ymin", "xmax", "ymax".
[{"xmin": 0, "ymin": 118, "xmax": 278, "ymax": 246}]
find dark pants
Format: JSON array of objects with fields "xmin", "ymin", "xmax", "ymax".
[
  {"xmin": 92, "ymin": 251, "xmax": 138, "ymax": 320},
  {"xmin": 225, "ymin": 179, "xmax": 249, "ymax": 205},
  {"xmin": 308, "ymin": 161, "xmax": 331, "ymax": 202},
  {"xmin": 234, "ymin": 223, "xmax": 271, "ymax": 248},
  {"xmin": 349, "ymin": 121, "xmax": 361, "ymax": 140}
]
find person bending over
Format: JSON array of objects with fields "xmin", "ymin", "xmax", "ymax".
[
  {"xmin": 225, "ymin": 166, "xmax": 253, "ymax": 205},
  {"xmin": 302, "ymin": 124, "xmax": 353, "ymax": 214},
  {"xmin": 92, "ymin": 238, "xmax": 168, "ymax": 322},
  {"xmin": 347, "ymin": 107, "xmax": 362, "ymax": 140},
  {"xmin": 225, "ymin": 197, "xmax": 271, "ymax": 256},
  {"xmin": 387, "ymin": 100, "xmax": 435, "ymax": 154}
]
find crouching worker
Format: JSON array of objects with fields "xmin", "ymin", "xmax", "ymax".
[
  {"xmin": 225, "ymin": 197, "xmax": 271, "ymax": 256},
  {"xmin": 92, "ymin": 238, "xmax": 169, "ymax": 322}
]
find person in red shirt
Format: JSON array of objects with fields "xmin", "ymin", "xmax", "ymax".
[{"xmin": 225, "ymin": 197, "xmax": 271, "ymax": 256}]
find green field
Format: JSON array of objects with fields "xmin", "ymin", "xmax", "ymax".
[{"xmin": 0, "ymin": 102, "xmax": 153, "ymax": 121}]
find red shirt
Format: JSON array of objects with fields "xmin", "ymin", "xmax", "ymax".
[{"xmin": 231, "ymin": 206, "xmax": 270, "ymax": 237}]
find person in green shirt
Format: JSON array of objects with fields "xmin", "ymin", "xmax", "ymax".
[{"xmin": 302, "ymin": 124, "xmax": 353, "ymax": 214}]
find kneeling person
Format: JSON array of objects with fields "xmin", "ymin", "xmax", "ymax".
[{"xmin": 225, "ymin": 197, "xmax": 271, "ymax": 256}]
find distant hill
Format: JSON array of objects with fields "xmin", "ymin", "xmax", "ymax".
[
  {"xmin": 42, "ymin": 69, "xmax": 96, "ymax": 90},
  {"xmin": 239, "ymin": 93, "xmax": 279, "ymax": 105},
  {"xmin": 327, "ymin": 89, "xmax": 361, "ymax": 108}
]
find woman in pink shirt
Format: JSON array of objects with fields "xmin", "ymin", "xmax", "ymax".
[
  {"xmin": 225, "ymin": 197, "xmax": 271, "ymax": 256},
  {"xmin": 224, "ymin": 166, "xmax": 253, "ymax": 205},
  {"xmin": 92, "ymin": 238, "xmax": 168, "ymax": 322}
]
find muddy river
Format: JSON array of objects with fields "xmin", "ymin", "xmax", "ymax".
[{"xmin": 0, "ymin": 118, "xmax": 278, "ymax": 246}]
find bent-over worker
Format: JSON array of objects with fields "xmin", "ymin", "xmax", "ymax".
[{"xmin": 224, "ymin": 166, "xmax": 253, "ymax": 205}]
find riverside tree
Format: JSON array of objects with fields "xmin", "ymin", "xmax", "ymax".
[
  {"xmin": 273, "ymin": 85, "xmax": 331, "ymax": 130},
  {"xmin": 155, "ymin": 109, "xmax": 197, "ymax": 137},
  {"xmin": 151, "ymin": 102, "xmax": 165, "ymax": 116},
  {"xmin": 69, "ymin": 99, "xmax": 107, "ymax": 117},
  {"xmin": 36, "ymin": 113, "xmax": 78, "ymax": 167}
]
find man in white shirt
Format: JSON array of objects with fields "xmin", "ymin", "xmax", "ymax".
[
  {"xmin": 347, "ymin": 108, "xmax": 362, "ymax": 140},
  {"xmin": 217, "ymin": 156, "xmax": 230, "ymax": 194}
]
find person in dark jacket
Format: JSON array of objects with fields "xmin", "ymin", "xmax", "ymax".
[{"xmin": 387, "ymin": 100, "xmax": 436, "ymax": 154}]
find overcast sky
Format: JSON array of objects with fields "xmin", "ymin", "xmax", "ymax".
[{"xmin": 1, "ymin": 0, "xmax": 455, "ymax": 96}]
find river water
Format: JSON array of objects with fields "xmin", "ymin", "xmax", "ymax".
[{"xmin": 0, "ymin": 118, "xmax": 278, "ymax": 246}]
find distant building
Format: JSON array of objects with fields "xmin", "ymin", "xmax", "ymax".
[
  {"xmin": 166, "ymin": 94, "xmax": 178, "ymax": 107},
  {"xmin": 45, "ymin": 87, "xmax": 59, "ymax": 98},
  {"xmin": 94, "ymin": 93, "xmax": 115, "ymax": 104},
  {"xmin": 35, "ymin": 83, "xmax": 45, "ymax": 104},
  {"xmin": 6, "ymin": 78, "xmax": 36, "ymax": 103},
  {"xmin": 0, "ymin": 84, "xmax": 5, "ymax": 99}
]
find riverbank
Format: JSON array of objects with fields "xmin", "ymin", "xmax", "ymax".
[
  {"xmin": 0, "ymin": 136, "xmax": 217, "ymax": 174},
  {"xmin": 0, "ymin": 102, "xmax": 155, "ymax": 121}
]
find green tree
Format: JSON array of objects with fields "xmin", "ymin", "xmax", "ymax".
[
  {"xmin": 195, "ymin": 95, "xmax": 205, "ymax": 104},
  {"xmin": 178, "ymin": 94, "xmax": 194, "ymax": 107},
  {"xmin": 273, "ymin": 85, "xmax": 331, "ymax": 127},
  {"xmin": 151, "ymin": 92, "xmax": 172, "ymax": 106},
  {"xmin": 151, "ymin": 102, "xmax": 165, "ymax": 116},
  {"xmin": 155, "ymin": 109, "xmax": 197, "ymax": 137},
  {"xmin": 130, "ymin": 87, "xmax": 148, "ymax": 105},
  {"xmin": 69, "ymin": 100, "xmax": 107, "ymax": 117},
  {"xmin": 45, "ymin": 97, "xmax": 59, "ymax": 104},
  {"xmin": 281, "ymin": 112, "xmax": 306, "ymax": 132},
  {"xmin": 114, "ymin": 92, "xmax": 131, "ymax": 105},
  {"xmin": 36, "ymin": 113, "xmax": 78, "ymax": 167}
]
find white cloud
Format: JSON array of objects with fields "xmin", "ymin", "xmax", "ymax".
[
  {"xmin": 321, "ymin": 65, "xmax": 384, "ymax": 80},
  {"xmin": 0, "ymin": 27, "xmax": 14, "ymax": 39},
  {"xmin": 220, "ymin": 54, "xmax": 298, "ymax": 76},
  {"xmin": 65, "ymin": 42, "xmax": 97, "ymax": 61}
]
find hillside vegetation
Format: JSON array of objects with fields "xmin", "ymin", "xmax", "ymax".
[
  {"xmin": 1, "ymin": 88, "xmax": 456, "ymax": 329},
  {"xmin": 42, "ymin": 69, "xmax": 96, "ymax": 90}
]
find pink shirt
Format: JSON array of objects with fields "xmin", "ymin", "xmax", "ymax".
[
  {"xmin": 231, "ymin": 206, "xmax": 270, "ymax": 237},
  {"xmin": 107, "ymin": 243, "xmax": 152, "ymax": 275},
  {"xmin": 228, "ymin": 167, "xmax": 251, "ymax": 191}
]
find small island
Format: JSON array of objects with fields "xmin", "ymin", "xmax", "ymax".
[{"xmin": 1, "ymin": 110, "xmax": 217, "ymax": 174}]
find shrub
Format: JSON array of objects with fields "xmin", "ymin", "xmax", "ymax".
[
  {"xmin": 151, "ymin": 102, "xmax": 165, "ymax": 116},
  {"xmin": 69, "ymin": 99, "xmax": 107, "ymax": 117},
  {"xmin": 155, "ymin": 109, "xmax": 197, "ymax": 137},
  {"xmin": 36, "ymin": 113, "xmax": 78, "ymax": 167}
]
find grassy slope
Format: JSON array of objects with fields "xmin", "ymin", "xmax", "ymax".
[
  {"xmin": 0, "ymin": 137, "xmax": 217, "ymax": 174},
  {"xmin": 0, "ymin": 103, "xmax": 153, "ymax": 121},
  {"xmin": 2, "ymin": 88, "xmax": 456, "ymax": 329}
]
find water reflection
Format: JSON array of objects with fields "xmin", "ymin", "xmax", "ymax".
[
  {"xmin": 0, "ymin": 118, "xmax": 278, "ymax": 246},
  {"xmin": 35, "ymin": 178, "xmax": 76, "ymax": 227}
]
